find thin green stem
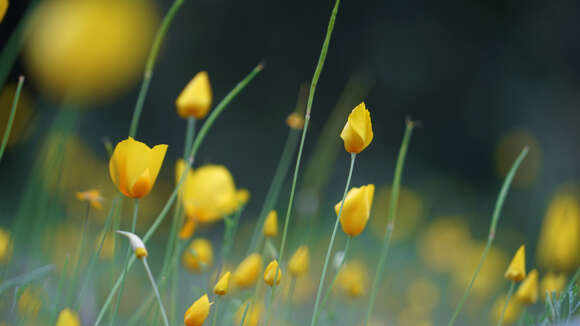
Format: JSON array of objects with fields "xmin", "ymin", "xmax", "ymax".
[
  {"xmin": 211, "ymin": 298, "xmax": 220, "ymax": 326},
  {"xmin": 142, "ymin": 258, "xmax": 170, "ymax": 326},
  {"xmin": 283, "ymin": 278, "xmax": 297, "ymax": 323},
  {"xmin": 50, "ymin": 255, "xmax": 69, "ymax": 325},
  {"xmin": 566, "ymin": 266, "xmax": 580, "ymax": 294},
  {"xmin": 66, "ymin": 203, "xmax": 91, "ymax": 306},
  {"xmin": 447, "ymin": 147, "xmax": 529, "ymax": 326},
  {"xmin": 239, "ymin": 302, "xmax": 251, "ymax": 326},
  {"xmin": 217, "ymin": 207, "xmax": 245, "ymax": 283},
  {"xmin": 364, "ymin": 120, "xmax": 415, "ymax": 326},
  {"xmin": 320, "ymin": 236, "xmax": 351, "ymax": 310},
  {"xmin": 497, "ymin": 282, "xmax": 516, "ymax": 326},
  {"xmin": 310, "ymin": 153, "xmax": 356, "ymax": 326},
  {"xmin": 0, "ymin": 264, "xmax": 53, "ymax": 295},
  {"xmin": 516, "ymin": 306, "xmax": 527, "ymax": 326},
  {"xmin": 0, "ymin": 76, "xmax": 24, "ymax": 163},
  {"xmin": 128, "ymin": 0, "xmax": 186, "ymax": 138},
  {"xmin": 184, "ymin": 118, "xmax": 196, "ymax": 159}
]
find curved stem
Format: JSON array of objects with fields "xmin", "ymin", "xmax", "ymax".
[
  {"xmin": 0, "ymin": 76, "xmax": 24, "ymax": 163},
  {"xmin": 142, "ymin": 258, "xmax": 170, "ymax": 326},
  {"xmin": 320, "ymin": 236, "xmax": 351, "ymax": 310},
  {"xmin": 66, "ymin": 203, "xmax": 91, "ymax": 306},
  {"xmin": 210, "ymin": 298, "xmax": 220, "ymax": 326},
  {"xmin": 497, "ymin": 282, "xmax": 516, "ymax": 326}
]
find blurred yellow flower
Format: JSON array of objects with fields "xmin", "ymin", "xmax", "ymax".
[
  {"xmin": 235, "ymin": 302, "xmax": 263, "ymax": 326},
  {"xmin": 540, "ymin": 273, "xmax": 566, "ymax": 300},
  {"xmin": 109, "ymin": 137, "xmax": 168, "ymax": 199},
  {"xmin": 263, "ymin": 210, "xmax": 278, "ymax": 237},
  {"xmin": 340, "ymin": 102, "xmax": 373, "ymax": 154},
  {"xmin": 336, "ymin": 260, "xmax": 368, "ymax": 298},
  {"xmin": 286, "ymin": 112, "xmax": 304, "ymax": 130},
  {"xmin": 176, "ymin": 71, "xmax": 213, "ymax": 119},
  {"xmin": 0, "ymin": 228, "xmax": 13, "ymax": 264},
  {"xmin": 406, "ymin": 278, "xmax": 440, "ymax": 313},
  {"xmin": 505, "ymin": 245, "xmax": 526, "ymax": 282},
  {"xmin": 233, "ymin": 253, "xmax": 263, "ymax": 288},
  {"xmin": 0, "ymin": 83, "xmax": 34, "ymax": 148},
  {"xmin": 288, "ymin": 245, "xmax": 309, "ymax": 278},
  {"xmin": 264, "ymin": 260, "xmax": 282, "ymax": 286},
  {"xmin": 184, "ymin": 294, "xmax": 211, "ymax": 326},
  {"xmin": 96, "ymin": 231, "xmax": 115, "ymax": 260},
  {"xmin": 178, "ymin": 219, "xmax": 196, "ymax": 240},
  {"xmin": 75, "ymin": 189, "xmax": 104, "ymax": 210},
  {"xmin": 56, "ymin": 308, "xmax": 80, "ymax": 326},
  {"xmin": 24, "ymin": 0, "xmax": 157, "ymax": 104},
  {"xmin": 18, "ymin": 287, "xmax": 43, "ymax": 318},
  {"xmin": 371, "ymin": 186, "xmax": 424, "ymax": 241},
  {"xmin": 335, "ymin": 184, "xmax": 375, "ymax": 237},
  {"xmin": 182, "ymin": 238, "xmax": 213, "ymax": 273},
  {"xmin": 516, "ymin": 269, "xmax": 538, "ymax": 305},
  {"xmin": 237, "ymin": 189, "xmax": 251, "ymax": 206},
  {"xmin": 419, "ymin": 217, "xmax": 472, "ymax": 274},
  {"xmin": 490, "ymin": 295, "xmax": 522, "ymax": 325},
  {"xmin": 0, "ymin": 0, "xmax": 7, "ymax": 22},
  {"xmin": 214, "ymin": 271, "xmax": 231, "ymax": 296}
]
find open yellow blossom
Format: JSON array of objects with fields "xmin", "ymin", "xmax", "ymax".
[
  {"xmin": 286, "ymin": 112, "xmax": 305, "ymax": 130},
  {"xmin": 213, "ymin": 271, "xmax": 231, "ymax": 296},
  {"xmin": 263, "ymin": 210, "xmax": 278, "ymax": 237},
  {"xmin": 505, "ymin": 245, "xmax": 526, "ymax": 282},
  {"xmin": 335, "ymin": 184, "xmax": 375, "ymax": 236},
  {"xmin": 541, "ymin": 273, "xmax": 566, "ymax": 300},
  {"xmin": 76, "ymin": 189, "xmax": 104, "ymax": 210},
  {"xmin": 182, "ymin": 238, "xmax": 213, "ymax": 273},
  {"xmin": 336, "ymin": 260, "xmax": 368, "ymax": 298},
  {"xmin": 288, "ymin": 245, "xmax": 310, "ymax": 278},
  {"xmin": 235, "ymin": 302, "xmax": 264, "ymax": 326},
  {"xmin": 184, "ymin": 294, "xmax": 211, "ymax": 326},
  {"xmin": 109, "ymin": 137, "xmax": 167, "ymax": 199},
  {"xmin": 178, "ymin": 219, "xmax": 196, "ymax": 240},
  {"xmin": 264, "ymin": 260, "xmax": 282, "ymax": 286},
  {"xmin": 340, "ymin": 102, "xmax": 373, "ymax": 153},
  {"xmin": 491, "ymin": 295, "xmax": 522, "ymax": 325},
  {"xmin": 56, "ymin": 308, "xmax": 80, "ymax": 326},
  {"xmin": 0, "ymin": 228, "xmax": 13, "ymax": 264},
  {"xmin": 176, "ymin": 71, "xmax": 213, "ymax": 119},
  {"xmin": 233, "ymin": 253, "xmax": 263, "ymax": 288},
  {"xmin": 516, "ymin": 269, "xmax": 539, "ymax": 304},
  {"xmin": 0, "ymin": 0, "xmax": 7, "ymax": 22}
]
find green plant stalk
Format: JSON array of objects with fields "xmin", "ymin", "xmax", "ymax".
[
  {"xmin": 65, "ymin": 203, "xmax": 91, "ymax": 306},
  {"xmin": 497, "ymin": 282, "xmax": 516, "ymax": 326},
  {"xmin": 142, "ymin": 258, "xmax": 170, "ymax": 326},
  {"xmin": 49, "ymin": 255, "xmax": 70, "ymax": 325},
  {"xmin": 111, "ymin": 199, "xmax": 139, "ymax": 326},
  {"xmin": 128, "ymin": 0, "xmax": 186, "ymax": 138},
  {"xmin": 211, "ymin": 298, "xmax": 220, "ymax": 326},
  {"xmin": 516, "ymin": 306, "xmax": 527, "ymax": 326},
  {"xmin": 184, "ymin": 118, "xmax": 196, "ymax": 159},
  {"xmin": 447, "ymin": 147, "xmax": 529, "ymax": 326},
  {"xmin": 0, "ymin": 76, "xmax": 24, "ymax": 163},
  {"xmin": 309, "ymin": 153, "xmax": 355, "ymax": 326},
  {"xmin": 0, "ymin": 264, "xmax": 53, "ymax": 295},
  {"xmin": 283, "ymin": 277, "xmax": 297, "ymax": 323},
  {"xmin": 216, "ymin": 208, "xmax": 245, "ymax": 284},
  {"xmin": 566, "ymin": 266, "xmax": 580, "ymax": 294},
  {"xmin": 320, "ymin": 236, "xmax": 351, "ymax": 310},
  {"xmin": 364, "ymin": 121, "xmax": 415, "ymax": 326},
  {"xmin": 239, "ymin": 302, "xmax": 251, "ymax": 326},
  {"xmin": 94, "ymin": 63, "xmax": 262, "ymax": 326}
]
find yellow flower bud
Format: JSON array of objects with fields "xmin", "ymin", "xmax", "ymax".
[
  {"xmin": 233, "ymin": 253, "xmax": 263, "ymax": 288},
  {"xmin": 335, "ymin": 184, "xmax": 375, "ymax": 237},
  {"xmin": 75, "ymin": 189, "xmax": 104, "ymax": 210},
  {"xmin": 213, "ymin": 271, "xmax": 231, "ymax": 296},
  {"xmin": 109, "ymin": 137, "xmax": 167, "ymax": 199},
  {"xmin": 336, "ymin": 260, "xmax": 368, "ymax": 299},
  {"xmin": 0, "ymin": 228, "xmax": 13, "ymax": 264},
  {"xmin": 56, "ymin": 308, "xmax": 80, "ymax": 326},
  {"xmin": 182, "ymin": 238, "xmax": 213, "ymax": 273},
  {"xmin": 178, "ymin": 219, "xmax": 196, "ymax": 240},
  {"xmin": 516, "ymin": 269, "xmax": 539, "ymax": 304},
  {"xmin": 288, "ymin": 245, "xmax": 309, "ymax": 278},
  {"xmin": 263, "ymin": 260, "xmax": 282, "ymax": 286},
  {"xmin": 263, "ymin": 210, "xmax": 278, "ymax": 237},
  {"xmin": 286, "ymin": 112, "xmax": 304, "ymax": 130},
  {"xmin": 491, "ymin": 294, "xmax": 522, "ymax": 325},
  {"xmin": 176, "ymin": 71, "xmax": 213, "ymax": 119},
  {"xmin": 505, "ymin": 245, "xmax": 526, "ymax": 282},
  {"xmin": 340, "ymin": 102, "xmax": 373, "ymax": 154},
  {"xmin": 184, "ymin": 294, "xmax": 211, "ymax": 326},
  {"xmin": 237, "ymin": 188, "xmax": 251, "ymax": 206},
  {"xmin": 541, "ymin": 273, "xmax": 566, "ymax": 300},
  {"xmin": 235, "ymin": 301, "xmax": 263, "ymax": 326},
  {"xmin": 0, "ymin": 0, "xmax": 7, "ymax": 23}
]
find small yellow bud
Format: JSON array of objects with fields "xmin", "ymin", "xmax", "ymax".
[
  {"xmin": 340, "ymin": 102, "xmax": 373, "ymax": 154},
  {"xmin": 335, "ymin": 184, "xmax": 375, "ymax": 237},
  {"xmin": 233, "ymin": 253, "xmax": 263, "ymax": 288},
  {"xmin": 182, "ymin": 238, "xmax": 213, "ymax": 273},
  {"xmin": 135, "ymin": 247, "xmax": 148, "ymax": 259},
  {"xmin": 178, "ymin": 219, "xmax": 196, "ymax": 240},
  {"xmin": 213, "ymin": 271, "xmax": 231, "ymax": 296},
  {"xmin": 184, "ymin": 293, "xmax": 212, "ymax": 326},
  {"xmin": 56, "ymin": 308, "xmax": 80, "ymax": 326},
  {"xmin": 516, "ymin": 269, "xmax": 539, "ymax": 304},
  {"xmin": 263, "ymin": 260, "xmax": 282, "ymax": 286},
  {"xmin": 286, "ymin": 112, "xmax": 304, "ymax": 130},
  {"xmin": 75, "ymin": 189, "xmax": 104, "ymax": 210},
  {"xmin": 288, "ymin": 245, "xmax": 309, "ymax": 278},
  {"xmin": 505, "ymin": 245, "xmax": 526, "ymax": 282},
  {"xmin": 541, "ymin": 273, "xmax": 566, "ymax": 300},
  {"xmin": 336, "ymin": 260, "xmax": 368, "ymax": 299},
  {"xmin": 176, "ymin": 71, "xmax": 213, "ymax": 119},
  {"xmin": 263, "ymin": 210, "xmax": 278, "ymax": 237}
]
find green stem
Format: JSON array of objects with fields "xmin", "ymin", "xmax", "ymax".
[
  {"xmin": 49, "ymin": 255, "xmax": 69, "ymax": 325},
  {"xmin": 0, "ymin": 76, "xmax": 24, "ymax": 163},
  {"xmin": 142, "ymin": 258, "xmax": 170, "ymax": 326},
  {"xmin": 447, "ymin": 147, "xmax": 529, "ymax": 326},
  {"xmin": 66, "ymin": 203, "xmax": 91, "ymax": 306},
  {"xmin": 211, "ymin": 298, "xmax": 220, "ymax": 326},
  {"xmin": 516, "ymin": 306, "xmax": 527, "ymax": 326},
  {"xmin": 310, "ymin": 153, "xmax": 356, "ymax": 326},
  {"xmin": 497, "ymin": 282, "xmax": 516, "ymax": 326},
  {"xmin": 566, "ymin": 265, "xmax": 580, "ymax": 294},
  {"xmin": 0, "ymin": 264, "xmax": 53, "ymax": 295},
  {"xmin": 128, "ymin": 0, "xmax": 186, "ymax": 138},
  {"xmin": 320, "ymin": 236, "xmax": 351, "ymax": 310},
  {"xmin": 239, "ymin": 302, "xmax": 251, "ymax": 326},
  {"xmin": 284, "ymin": 278, "xmax": 297, "ymax": 323},
  {"xmin": 364, "ymin": 120, "xmax": 415, "ymax": 326},
  {"xmin": 184, "ymin": 118, "xmax": 196, "ymax": 159}
]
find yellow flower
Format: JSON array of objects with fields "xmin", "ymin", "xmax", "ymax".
[
  {"xmin": 491, "ymin": 295, "xmax": 522, "ymax": 325},
  {"xmin": 288, "ymin": 245, "xmax": 310, "ymax": 278},
  {"xmin": 335, "ymin": 184, "xmax": 375, "ymax": 237},
  {"xmin": 263, "ymin": 210, "xmax": 278, "ymax": 237},
  {"xmin": 176, "ymin": 71, "xmax": 213, "ymax": 119},
  {"xmin": 18, "ymin": 287, "xmax": 42, "ymax": 318},
  {"xmin": 406, "ymin": 278, "xmax": 440, "ymax": 313},
  {"xmin": 182, "ymin": 238, "xmax": 213, "ymax": 273},
  {"xmin": 0, "ymin": 0, "xmax": 7, "ymax": 22},
  {"xmin": 109, "ymin": 137, "xmax": 168, "ymax": 199},
  {"xmin": 75, "ymin": 189, "xmax": 104, "ymax": 210},
  {"xmin": 237, "ymin": 189, "xmax": 251, "ymax": 206},
  {"xmin": 235, "ymin": 302, "xmax": 263, "ymax": 326},
  {"xmin": 178, "ymin": 219, "xmax": 196, "ymax": 240},
  {"xmin": 516, "ymin": 269, "xmax": 539, "ymax": 304},
  {"xmin": 286, "ymin": 112, "xmax": 304, "ymax": 130},
  {"xmin": 505, "ymin": 245, "xmax": 526, "ymax": 282},
  {"xmin": 24, "ymin": 0, "xmax": 157, "ymax": 104},
  {"xmin": 0, "ymin": 228, "xmax": 13, "ymax": 264},
  {"xmin": 336, "ymin": 260, "xmax": 368, "ymax": 298},
  {"xmin": 264, "ymin": 260, "xmax": 282, "ymax": 286},
  {"xmin": 213, "ymin": 271, "xmax": 231, "ymax": 296},
  {"xmin": 56, "ymin": 308, "xmax": 81, "ymax": 326},
  {"xmin": 233, "ymin": 253, "xmax": 263, "ymax": 288},
  {"xmin": 340, "ymin": 102, "xmax": 373, "ymax": 154},
  {"xmin": 184, "ymin": 294, "xmax": 211, "ymax": 326},
  {"xmin": 541, "ymin": 273, "xmax": 566, "ymax": 300},
  {"xmin": 419, "ymin": 217, "xmax": 472, "ymax": 274}
]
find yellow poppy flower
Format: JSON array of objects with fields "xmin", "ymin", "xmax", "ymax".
[
  {"xmin": 505, "ymin": 245, "xmax": 526, "ymax": 282},
  {"xmin": 176, "ymin": 71, "xmax": 213, "ymax": 119},
  {"xmin": 75, "ymin": 189, "xmax": 104, "ymax": 210},
  {"xmin": 516, "ymin": 269, "xmax": 539, "ymax": 304},
  {"xmin": 288, "ymin": 245, "xmax": 310, "ymax": 278},
  {"xmin": 340, "ymin": 102, "xmax": 373, "ymax": 154},
  {"xmin": 56, "ymin": 308, "xmax": 80, "ymax": 326},
  {"xmin": 263, "ymin": 260, "xmax": 282, "ymax": 286},
  {"xmin": 263, "ymin": 210, "xmax": 278, "ymax": 237},
  {"xmin": 335, "ymin": 184, "xmax": 375, "ymax": 236},
  {"xmin": 233, "ymin": 253, "xmax": 263, "ymax": 288},
  {"xmin": 213, "ymin": 271, "xmax": 231, "ymax": 296},
  {"xmin": 109, "ymin": 137, "xmax": 167, "ymax": 199},
  {"xmin": 336, "ymin": 260, "xmax": 368, "ymax": 299},
  {"xmin": 541, "ymin": 273, "xmax": 566, "ymax": 300},
  {"xmin": 182, "ymin": 238, "xmax": 213, "ymax": 273},
  {"xmin": 184, "ymin": 294, "xmax": 211, "ymax": 326}
]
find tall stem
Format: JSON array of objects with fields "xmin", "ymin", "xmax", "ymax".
[
  {"xmin": 497, "ymin": 282, "xmax": 516, "ymax": 326},
  {"xmin": 0, "ymin": 76, "xmax": 24, "ymax": 163},
  {"xmin": 211, "ymin": 298, "xmax": 220, "ymax": 326},
  {"xmin": 320, "ymin": 236, "xmax": 351, "ymax": 310},
  {"xmin": 310, "ymin": 153, "xmax": 356, "ymax": 326},
  {"xmin": 183, "ymin": 118, "xmax": 196, "ymax": 159},
  {"xmin": 447, "ymin": 147, "xmax": 528, "ymax": 326},
  {"xmin": 66, "ymin": 203, "xmax": 91, "ymax": 306},
  {"xmin": 142, "ymin": 258, "xmax": 170, "ymax": 326}
]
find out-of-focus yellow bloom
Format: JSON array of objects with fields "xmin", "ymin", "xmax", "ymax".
[
  {"xmin": 182, "ymin": 165, "xmax": 240, "ymax": 223},
  {"xmin": 495, "ymin": 130, "xmax": 541, "ymax": 188},
  {"xmin": 235, "ymin": 302, "xmax": 263, "ymax": 326},
  {"xmin": 282, "ymin": 275, "xmax": 315, "ymax": 304},
  {"xmin": 420, "ymin": 217, "xmax": 473, "ymax": 274},
  {"xmin": 18, "ymin": 287, "xmax": 42, "ymax": 318},
  {"xmin": 182, "ymin": 238, "xmax": 213, "ymax": 273},
  {"xmin": 0, "ymin": 228, "xmax": 13, "ymax": 264},
  {"xmin": 490, "ymin": 295, "xmax": 522, "ymax": 325},
  {"xmin": 233, "ymin": 253, "xmax": 263, "ymax": 288},
  {"xmin": 288, "ymin": 245, "xmax": 309, "ymax": 278},
  {"xmin": 516, "ymin": 269, "xmax": 538, "ymax": 304},
  {"xmin": 0, "ymin": 83, "xmax": 34, "ymax": 148},
  {"xmin": 286, "ymin": 112, "xmax": 304, "ymax": 130},
  {"xmin": 56, "ymin": 308, "xmax": 80, "ymax": 326},
  {"xmin": 336, "ymin": 260, "xmax": 368, "ymax": 298},
  {"xmin": 237, "ymin": 189, "xmax": 251, "ymax": 206},
  {"xmin": 184, "ymin": 294, "xmax": 211, "ymax": 326},
  {"xmin": 406, "ymin": 278, "xmax": 440, "ymax": 312},
  {"xmin": 75, "ymin": 189, "xmax": 104, "ymax": 210},
  {"xmin": 264, "ymin": 260, "xmax": 282, "ymax": 286},
  {"xmin": 340, "ymin": 102, "xmax": 373, "ymax": 154},
  {"xmin": 263, "ymin": 210, "xmax": 278, "ymax": 237},
  {"xmin": 537, "ymin": 187, "xmax": 580, "ymax": 271},
  {"xmin": 541, "ymin": 273, "xmax": 566, "ymax": 300},
  {"xmin": 371, "ymin": 186, "xmax": 424, "ymax": 241},
  {"xmin": 214, "ymin": 271, "xmax": 231, "ymax": 296},
  {"xmin": 0, "ymin": 0, "xmax": 7, "ymax": 22},
  {"xmin": 109, "ymin": 137, "xmax": 167, "ymax": 199},
  {"xmin": 24, "ymin": 0, "xmax": 157, "ymax": 104},
  {"xmin": 178, "ymin": 219, "xmax": 196, "ymax": 240},
  {"xmin": 335, "ymin": 184, "xmax": 375, "ymax": 237},
  {"xmin": 97, "ymin": 231, "xmax": 115, "ymax": 260},
  {"xmin": 176, "ymin": 71, "xmax": 212, "ymax": 119},
  {"xmin": 505, "ymin": 245, "xmax": 526, "ymax": 282}
]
